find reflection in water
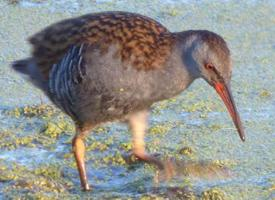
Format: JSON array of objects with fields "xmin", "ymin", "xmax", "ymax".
[
  {"xmin": 145, "ymin": 158, "xmax": 232, "ymax": 199},
  {"xmin": 155, "ymin": 158, "xmax": 233, "ymax": 182},
  {"xmin": 123, "ymin": 154, "xmax": 233, "ymax": 182}
]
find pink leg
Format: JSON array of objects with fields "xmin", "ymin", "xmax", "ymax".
[{"xmin": 72, "ymin": 126, "xmax": 92, "ymax": 191}]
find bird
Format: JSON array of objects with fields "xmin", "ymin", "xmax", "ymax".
[{"xmin": 12, "ymin": 11, "xmax": 245, "ymax": 191}]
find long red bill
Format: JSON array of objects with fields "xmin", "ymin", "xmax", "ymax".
[{"xmin": 214, "ymin": 82, "xmax": 245, "ymax": 141}]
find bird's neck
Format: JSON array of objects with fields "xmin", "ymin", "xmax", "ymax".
[
  {"xmin": 149, "ymin": 47, "xmax": 197, "ymax": 102},
  {"xmin": 173, "ymin": 30, "xmax": 202, "ymax": 77},
  {"xmin": 150, "ymin": 31, "xmax": 204, "ymax": 101}
]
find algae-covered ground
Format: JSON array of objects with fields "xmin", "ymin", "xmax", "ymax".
[{"xmin": 0, "ymin": 0, "xmax": 275, "ymax": 199}]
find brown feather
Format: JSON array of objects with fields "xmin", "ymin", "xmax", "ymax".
[{"xmin": 29, "ymin": 11, "xmax": 176, "ymax": 79}]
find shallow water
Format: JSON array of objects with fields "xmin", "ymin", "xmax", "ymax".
[{"xmin": 0, "ymin": 0, "xmax": 275, "ymax": 199}]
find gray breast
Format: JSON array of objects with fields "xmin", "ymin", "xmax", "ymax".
[{"xmin": 48, "ymin": 43, "xmax": 191, "ymax": 124}]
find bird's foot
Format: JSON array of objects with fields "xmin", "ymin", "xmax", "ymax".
[
  {"xmin": 82, "ymin": 183, "xmax": 91, "ymax": 191},
  {"xmin": 124, "ymin": 152, "xmax": 163, "ymax": 168},
  {"xmin": 124, "ymin": 152, "xmax": 176, "ymax": 181},
  {"xmin": 123, "ymin": 152, "xmax": 160, "ymax": 165}
]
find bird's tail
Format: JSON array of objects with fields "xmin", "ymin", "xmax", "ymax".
[
  {"xmin": 12, "ymin": 58, "xmax": 32, "ymax": 75},
  {"xmin": 12, "ymin": 58, "xmax": 48, "ymax": 91}
]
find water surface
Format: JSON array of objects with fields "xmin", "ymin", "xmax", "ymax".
[{"xmin": 0, "ymin": 0, "xmax": 274, "ymax": 199}]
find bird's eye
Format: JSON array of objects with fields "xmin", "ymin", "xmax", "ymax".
[{"xmin": 205, "ymin": 63, "xmax": 215, "ymax": 70}]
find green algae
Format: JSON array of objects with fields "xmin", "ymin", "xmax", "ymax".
[
  {"xmin": 0, "ymin": 131, "xmax": 35, "ymax": 150},
  {"xmin": 0, "ymin": 0, "xmax": 274, "ymax": 199},
  {"xmin": 5, "ymin": 104, "xmax": 58, "ymax": 119},
  {"xmin": 149, "ymin": 123, "xmax": 173, "ymax": 135},
  {"xmin": 259, "ymin": 89, "xmax": 272, "ymax": 98},
  {"xmin": 165, "ymin": 8, "xmax": 180, "ymax": 17},
  {"xmin": 139, "ymin": 186, "xmax": 196, "ymax": 200},
  {"xmin": 119, "ymin": 142, "xmax": 132, "ymax": 152},
  {"xmin": 0, "ymin": 162, "xmax": 17, "ymax": 182},
  {"xmin": 0, "ymin": 160, "xmax": 74, "ymax": 199},
  {"xmin": 7, "ymin": 0, "xmax": 47, "ymax": 4},
  {"xmin": 1, "ymin": 104, "xmax": 75, "ymax": 150},
  {"xmin": 34, "ymin": 164, "xmax": 62, "ymax": 180},
  {"xmin": 208, "ymin": 124, "xmax": 223, "ymax": 132},
  {"xmin": 42, "ymin": 120, "xmax": 74, "ymax": 139},
  {"xmin": 86, "ymin": 140, "xmax": 109, "ymax": 152},
  {"xmin": 201, "ymin": 188, "xmax": 227, "ymax": 200},
  {"xmin": 181, "ymin": 101, "xmax": 213, "ymax": 113},
  {"xmin": 178, "ymin": 147, "xmax": 194, "ymax": 157},
  {"xmin": 93, "ymin": 126, "xmax": 109, "ymax": 134},
  {"xmin": 102, "ymin": 151, "xmax": 127, "ymax": 166},
  {"xmin": 212, "ymin": 159, "xmax": 237, "ymax": 169},
  {"xmin": 166, "ymin": 187, "xmax": 196, "ymax": 200},
  {"xmin": 139, "ymin": 195, "xmax": 165, "ymax": 200}
]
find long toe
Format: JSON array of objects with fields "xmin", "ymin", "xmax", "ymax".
[{"xmin": 133, "ymin": 152, "xmax": 165, "ymax": 170}]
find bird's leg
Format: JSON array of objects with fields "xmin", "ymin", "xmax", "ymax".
[
  {"xmin": 72, "ymin": 125, "xmax": 92, "ymax": 191},
  {"xmin": 128, "ymin": 110, "xmax": 164, "ymax": 170}
]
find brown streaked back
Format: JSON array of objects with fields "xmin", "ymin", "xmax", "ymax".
[{"xmin": 29, "ymin": 11, "xmax": 176, "ymax": 79}]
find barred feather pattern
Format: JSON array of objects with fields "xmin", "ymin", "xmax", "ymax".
[{"xmin": 49, "ymin": 44, "xmax": 87, "ymax": 119}]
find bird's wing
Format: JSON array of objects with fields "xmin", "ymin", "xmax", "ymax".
[
  {"xmin": 48, "ymin": 43, "xmax": 90, "ymax": 118},
  {"xmin": 29, "ymin": 11, "xmax": 175, "ymax": 80}
]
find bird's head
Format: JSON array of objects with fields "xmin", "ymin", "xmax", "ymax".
[{"xmin": 180, "ymin": 30, "xmax": 245, "ymax": 141}]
